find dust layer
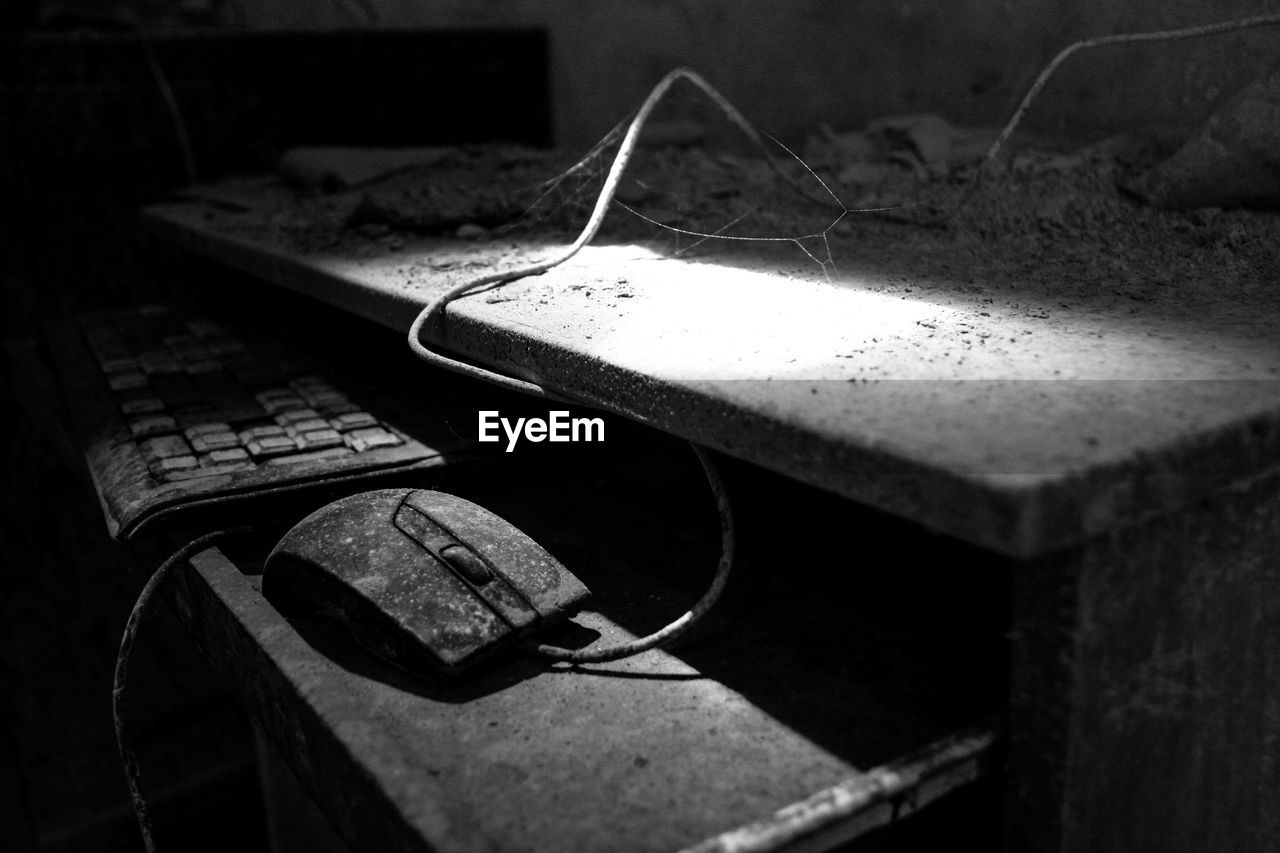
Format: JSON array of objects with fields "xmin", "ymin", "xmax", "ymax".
[{"xmin": 212, "ymin": 136, "xmax": 1280, "ymax": 321}]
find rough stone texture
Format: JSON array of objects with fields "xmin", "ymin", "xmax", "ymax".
[
  {"xmin": 1132, "ymin": 60, "xmax": 1280, "ymax": 208},
  {"xmin": 1007, "ymin": 464, "xmax": 1280, "ymax": 852}
]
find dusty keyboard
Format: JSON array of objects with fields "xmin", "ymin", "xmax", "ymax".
[{"xmin": 57, "ymin": 304, "xmax": 472, "ymax": 540}]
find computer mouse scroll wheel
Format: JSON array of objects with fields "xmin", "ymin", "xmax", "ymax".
[
  {"xmin": 393, "ymin": 501, "xmax": 495, "ymax": 587},
  {"xmin": 438, "ymin": 544, "xmax": 492, "ymax": 585}
]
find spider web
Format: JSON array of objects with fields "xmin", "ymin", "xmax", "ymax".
[{"xmin": 495, "ymin": 77, "xmax": 899, "ymax": 281}]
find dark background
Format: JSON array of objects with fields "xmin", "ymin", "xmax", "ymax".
[
  {"xmin": 0, "ymin": 26, "xmax": 549, "ymax": 852},
  {"xmin": 3, "ymin": 3, "xmax": 1278, "ymax": 850}
]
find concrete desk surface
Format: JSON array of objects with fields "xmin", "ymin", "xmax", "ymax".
[{"xmin": 145, "ymin": 186, "xmax": 1280, "ymax": 558}]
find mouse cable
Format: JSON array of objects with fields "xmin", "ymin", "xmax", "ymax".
[
  {"xmin": 406, "ymin": 66, "xmax": 814, "ymax": 398},
  {"xmin": 944, "ymin": 11, "xmax": 1280, "ymax": 220},
  {"xmin": 113, "ymin": 527, "xmax": 251, "ymax": 853},
  {"xmin": 526, "ymin": 440, "xmax": 735, "ymax": 664},
  {"xmin": 136, "ymin": 23, "xmax": 198, "ymax": 187},
  {"xmin": 408, "ymin": 72, "xmax": 744, "ymax": 663}
]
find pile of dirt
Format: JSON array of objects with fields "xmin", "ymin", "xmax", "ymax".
[{"xmin": 215, "ymin": 127, "xmax": 1280, "ymax": 319}]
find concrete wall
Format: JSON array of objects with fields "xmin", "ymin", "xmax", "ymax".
[{"xmin": 236, "ymin": 0, "xmax": 1280, "ymax": 148}]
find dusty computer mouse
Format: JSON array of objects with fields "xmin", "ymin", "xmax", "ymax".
[{"xmin": 262, "ymin": 488, "xmax": 590, "ymax": 679}]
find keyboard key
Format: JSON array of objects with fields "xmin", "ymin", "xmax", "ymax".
[
  {"xmin": 317, "ymin": 400, "xmax": 359, "ymax": 416},
  {"xmin": 206, "ymin": 447, "xmax": 251, "ymax": 464},
  {"xmin": 344, "ymin": 427, "xmax": 402, "ymax": 452},
  {"xmin": 109, "ymin": 372, "xmax": 148, "ymax": 391},
  {"xmin": 83, "ymin": 306, "xmax": 427, "ymax": 500},
  {"xmin": 238, "ymin": 424, "xmax": 287, "ymax": 443},
  {"xmin": 162, "ymin": 447, "xmax": 255, "ymax": 480},
  {"xmin": 164, "ymin": 453, "xmax": 256, "ymax": 481},
  {"xmin": 148, "ymin": 455, "xmax": 198, "ymax": 478},
  {"xmin": 129, "ymin": 414, "xmax": 177, "ymax": 438},
  {"xmin": 190, "ymin": 432, "xmax": 240, "ymax": 453},
  {"xmin": 186, "ymin": 319, "xmax": 226, "ymax": 338},
  {"xmin": 287, "ymin": 418, "xmax": 331, "ymax": 434},
  {"xmin": 275, "ymin": 408, "xmax": 321, "ymax": 426},
  {"xmin": 120, "ymin": 397, "xmax": 165, "ymax": 415},
  {"xmin": 255, "ymin": 387, "xmax": 295, "ymax": 403},
  {"xmin": 266, "ymin": 446, "xmax": 354, "ymax": 466},
  {"xmin": 185, "ymin": 421, "xmax": 232, "ymax": 438},
  {"xmin": 140, "ymin": 435, "xmax": 192, "ymax": 461},
  {"xmin": 296, "ymin": 428, "xmax": 343, "ymax": 450},
  {"xmin": 329, "ymin": 411, "xmax": 378, "ymax": 432},
  {"xmin": 246, "ymin": 435, "xmax": 301, "ymax": 459},
  {"xmin": 140, "ymin": 354, "xmax": 184, "ymax": 375},
  {"xmin": 303, "ymin": 390, "xmax": 349, "ymax": 408},
  {"xmin": 261, "ymin": 396, "xmax": 307, "ymax": 414}
]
